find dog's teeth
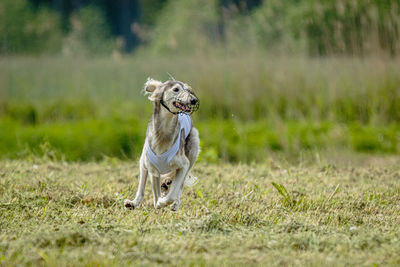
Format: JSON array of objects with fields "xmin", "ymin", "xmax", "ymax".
[{"xmin": 174, "ymin": 101, "xmax": 193, "ymax": 112}]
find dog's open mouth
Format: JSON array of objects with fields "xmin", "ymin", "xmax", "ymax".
[{"xmin": 173, "ymin": 101, "xmax": 192, "ymax": 113}]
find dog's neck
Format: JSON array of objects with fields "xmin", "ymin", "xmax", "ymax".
[{"xmin": 148, "ymin": 101, "xmax": 180, "ymax": 154}]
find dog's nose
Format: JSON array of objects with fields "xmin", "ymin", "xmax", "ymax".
[{"xmin": 190, "ymin": 98, "xmax": 198, "ymax": 105}]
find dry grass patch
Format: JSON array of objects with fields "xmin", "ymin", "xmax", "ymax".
[{"xmin": 1, "ymin": 155, "xmax": 400, "ymax": 266}]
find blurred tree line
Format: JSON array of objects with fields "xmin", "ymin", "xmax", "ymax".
[{"xmin": 0, "ymin": 0, "xmax": 399, "ymax": 56}]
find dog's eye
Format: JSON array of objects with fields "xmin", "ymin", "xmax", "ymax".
[{"xmin": 173, "ymin": 87, "xmax": 180, "ymax": 92}]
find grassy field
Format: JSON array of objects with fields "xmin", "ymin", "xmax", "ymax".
[
  {"xmin": 1, "ymin": 55, "xmax": 399, "ymax": 265},
  {"xmin": 2, "ymin": 1, "xmax": 400, "ymax": 265},
  {"xmin": 1, "ymin": 154, "xmax": 400, "ymax": 266}
]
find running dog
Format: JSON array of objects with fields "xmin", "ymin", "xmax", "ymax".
[{"xmin": 124, "ymin": 78, "xmax": 200, "ymax": 211}]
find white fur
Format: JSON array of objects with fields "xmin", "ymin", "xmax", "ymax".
[{"xmin": 124, "ymin": 78, "xmax": 200, "ymax": 211}]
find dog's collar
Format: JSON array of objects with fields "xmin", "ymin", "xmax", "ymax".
[{"xmin": 160, "ymin": 99, "xmax": 179, "ymax": 115}]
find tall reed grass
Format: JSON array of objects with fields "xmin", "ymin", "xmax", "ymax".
[
  {"xmin": 0, "ymin": 55, "xmax": 399, "ymax": 161},
  {"xmin": 2, "ymin": 55, "xmax": 399, "ymax": 123},
  {"xmin": 148, "ymin": 0, "xmax": 400, "ymax": 56}
]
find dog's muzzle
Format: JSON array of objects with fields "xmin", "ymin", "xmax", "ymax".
[
  {"xmin": 172, "ymin": 91, "xmax": 199, "ymax": 114},
  {"xmin": 161, "ymin": 88, "xmax": 200, "ymax": 115},
  {"xmin": 173, "ymin": 98, "xmax": 199, "ymax": 114}
]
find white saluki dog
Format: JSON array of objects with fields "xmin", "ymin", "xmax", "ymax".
[{"xmin": 124, "ymin": 78, "xmax": 200, "ymax": 211}]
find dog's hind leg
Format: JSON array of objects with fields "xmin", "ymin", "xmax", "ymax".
[
  {"xmin": 124, "ymin": 156, "xmax": 148, "ymax": 209},
  {"xmin": 186, "ymin": 128, "xmax": 200, "ymax": 170}
]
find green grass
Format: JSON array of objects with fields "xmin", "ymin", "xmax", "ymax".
[
  {"xmin": 1, "ymin": 154, "xmax": 400, "ymax": 266},
  {"xmin": 1, "ymin": 55, "xmax": 400, "ymax": 162},
  {"xmin": 1, "ymin": 117, "xmax": 399, "ymax": 162}
]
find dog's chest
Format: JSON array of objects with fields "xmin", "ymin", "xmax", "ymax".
[{"xmin": 146, "ymin": 113, "xmax": 191, "ymax": 174}]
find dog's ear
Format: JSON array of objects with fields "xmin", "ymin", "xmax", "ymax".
[{"xmin": 144, "ymin": 78, "xmax": 163, "ymax": 101}]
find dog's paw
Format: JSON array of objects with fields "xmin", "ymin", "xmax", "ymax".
[
  {"xmin": 124, "ymin": 199, "xmax": 138, "ymax": 210},
  {"xmin": 156, "ymin": 196, "xmax": 174, "ymax": 209},
  {"xmin": 170, "ymin": 199, "xmax": 181, "ymax": 211}
]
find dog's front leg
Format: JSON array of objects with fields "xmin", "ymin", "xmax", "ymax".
[
  {"xmin": 156, "ymin": 164, "xmax": 189, "ymax": 211},
  {"xmin": 149, "ymin": 173, "xmax": 161, "ymax": 208},
  {"xmin": 124, "ymin": 159, "xmax": 148, "ymax": 209}
]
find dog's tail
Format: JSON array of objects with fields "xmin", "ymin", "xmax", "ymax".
[{"xmin": 184, "ymin": 172, "xmax": 198, "ymax": 187}]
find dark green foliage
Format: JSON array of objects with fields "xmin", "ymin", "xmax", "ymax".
[
  {"xmin": 63, "ymin": 6, "xmax": 115, "ymax": 55},
  {"xmin": 0, "ymin": 0, "xmax": 62, "ymax": 54},
  {"xmin": 139, "ymin": 0, "xmax": 169, "ymax": 26},
  {"xmin": 3, "ymin": 0, "xmax": 400, "ymax": 55},
  {"xmin": 350, "ymin": 124, "xmax": 399, "ymax": 153},
  {"xmin": 293, "ymin": 0, "xmax": 400, "ymax": 56},
  {"xmin": 149, "ymin": 0, "xmax": 400, "ymax": 56},
  {"xmin": 0, "ymin": 102, "xmax": 37, "ymax": 125},
  {"xmin": 0, "ymin": 117, "xmax": 144, "ymax": 161}
]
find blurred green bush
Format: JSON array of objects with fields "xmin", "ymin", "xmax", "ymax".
[
  {"xmin": 0, "ymin": 0, "xmax": 62, "ymax": 54},
  {"xmin": 62, "ymin": 6, "xmax": 115, "ymax": 56},
  {"xmin": 0, "ymin": 0, "xmax": 114, "ymax": 55},
  {"xmin": 0, "ymin": 114, "xmax": 398, "ymax": 162}
]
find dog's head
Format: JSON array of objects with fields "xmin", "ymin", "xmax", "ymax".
[{"xmin": 144, "ymin": 78, "xmax": 199, "ymax": 114}]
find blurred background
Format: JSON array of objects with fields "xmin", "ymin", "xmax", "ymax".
[{"xmin": 0, "ymin": 0, "xmax": 399, "ymax": 162}]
